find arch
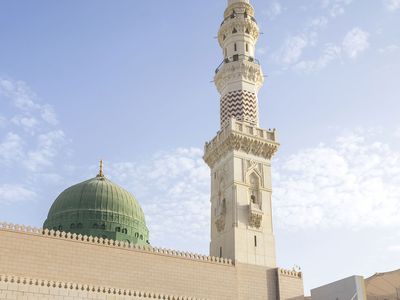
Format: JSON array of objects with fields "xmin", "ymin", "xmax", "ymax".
[
  {"xmin": 248, "ymin": 172, "xmax": 261, "ymax": 208},
  {"xmin": 122, "ymin": 228, "xmax": 127, "ymax": 234}
]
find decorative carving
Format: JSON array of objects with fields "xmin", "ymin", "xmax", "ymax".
[
  {"xmin": 214, "ymin": 60, "xmax": 264, "ymax": 94},
  {"xmin": 248, "ymin": 212, "xmax": 262, "ymax": 229},
  {"xmin": 204, "ymin": 120, "xmax": 279, "ymax": 168},
  {"xmin": 215, "ymin": 216, "xmax": 226, "ymax": 232},
  {"xmin": 224, "ymin": 2, "xmax": 255, "ymax": 19},
  {"xmin": 218, "ymin": 18, "xmax": 259, "ymax": 46}
]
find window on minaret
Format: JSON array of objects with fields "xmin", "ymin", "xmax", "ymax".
[
  {"xmin": 220, "ymin": 247, "xmax": 223, "ymax": 258},
  {"xmin": 234, "ymin": 43, "xmax": 237, "ymax": 52},
  {"xmin": 246, "ymin": 43, "xmax": 249, "ymax": 52},
  {"xmin": 254, "ymin": 235, "xmax": 257, "ymax": 247},
  {"xmin": 249, "ymin": 173, "xmax": 261, "ymax": 208}
]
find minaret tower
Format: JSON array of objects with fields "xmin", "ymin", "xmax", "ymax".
[{"xmin": 204, "ymin": 0, "xmax": 279, "ymax": 267}]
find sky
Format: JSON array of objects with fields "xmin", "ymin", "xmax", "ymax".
[{"xmin": 0, "ymin": 0, "xmax": 400, "ymax": 294}]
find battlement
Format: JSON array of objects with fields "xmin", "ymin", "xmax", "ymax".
[
  {"xmin": 0, "ymin": 274, "xmax": 208, "ymax": 300},
  {"xmin": 204, "ymin": 118, "xmax": 279, "ymax": 167},
  {"xmin": 0, "ymin": 222, "xmax": 233, "ymax": 266},
  {"xmin": 279, "ymin": 268, "xmax": 303, "ymax": 279}
]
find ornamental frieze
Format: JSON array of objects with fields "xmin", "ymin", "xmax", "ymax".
[{"xmin": 204, "ymin": 129, "xmax": 279, "ymax": 168}]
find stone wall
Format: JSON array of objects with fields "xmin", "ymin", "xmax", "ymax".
[{"xmin": 0, "ymin": 223, "xmax": 304, "ymax": 300}]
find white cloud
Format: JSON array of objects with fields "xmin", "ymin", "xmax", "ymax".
[
  {"xmin": 0, "ymin": 78, "xmax": 58, "ymax": 126},
  {"xmin": 322, "ymin": 0, "xmax": 354, "ymax": 18},
  {"xmin": 384, "ymin": 0, "xmax": 400, "ymax": 11},
  {"xmin": 25, "ymin": 130, "xmax": 67, "ymax": 171},
  {"xmin": 275, "ymin": 35, "xmax": 309, "ymax": 66},
  {"xmin": 265, "ymin": 2, "xmax": 283, "ymax": 19},
  {"xmin": 294, "ymin": 44, "xmax": 341, "ymax": 72},
  {"xmin": 0, "ymin": 77, "xmax": 68, "ymax": 172},
  {"xmin": 0, "ymin": 132, "xmax": 24, "ymax": 165},
  {"xmin": 387, "ymin": 245, "xmax": 400, "ymax": 252},
  {"xmin": 342, "ymin": 28, "xmax": 370, "ymax": 58},
  {"xmin": 274, "ymin": 130, "xmax": 400, "ymax": 230},
  {"xmin": 378, "ymin": 45, "xmax": 400, "ymax": 54},
  {"xmin": 0, "ymin": 184, "xmax": 37, "ymax": 204},
  {"xmin": 309, "ymin": 17, "xmax": 329, "ymax": 29},
  {"xmin": 108, "ymin": 148, "xmax": 210, "ymax": 252}
]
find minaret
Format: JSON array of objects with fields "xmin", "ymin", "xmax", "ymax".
[{"xmin": 204, "ymin": 0, "xmax": 279, "ymax": 267}]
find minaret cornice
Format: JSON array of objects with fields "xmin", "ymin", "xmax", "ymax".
[
  {"xmin": 224, "ymin": 2, "xmax": 254, "ymax": 19},
  {"xmin": 204, "ymin": 119, "xmax": 279, "ymax": 169},
  {"xmin": 214, "ymin": 60, "xmax": 264, "ymax": 94}
]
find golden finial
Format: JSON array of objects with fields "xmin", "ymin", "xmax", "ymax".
[{"xmin": 97, "ymin": 160, "xmax": 104, "ymax": 177}]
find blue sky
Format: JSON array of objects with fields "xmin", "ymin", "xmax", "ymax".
[{"xmin": 1, "ymin": 0, "xmax": 400, "ymax": 294}]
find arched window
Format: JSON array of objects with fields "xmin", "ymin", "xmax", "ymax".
[
  {"xmin": 140, "ymin": 234, "xmax": 143, "ymax": 240},
  {"xmin": 249, "ymin": 173, "xmax": 261, "ymax": 208},
  {"xmin": 232, "ymin": 28, "xmax": 237, "ymax": 34},
  {"xmin": 122, "ymin": 228, "xmax": 127, "ymax": 234},
  {"xmin": 115, "ymin": 227, "xmax": 121, "ymax": 232},
  {"xmin": 246, "ymin": 43, "xmax": 249, "ymax": 52},
  {"xmin": 135, "ymin": 232, "xmax": 139, "ymax": 238}
]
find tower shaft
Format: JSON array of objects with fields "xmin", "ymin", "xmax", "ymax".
[{"xmin": 204, "ymin": 0, "xmax": 279, "ymax": 268}]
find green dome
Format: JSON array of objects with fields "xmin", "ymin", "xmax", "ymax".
[{"xmin": 43, "ymin": 174, "xmax": 149, "ymax": 245}]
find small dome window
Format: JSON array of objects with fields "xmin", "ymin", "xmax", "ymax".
[
  {"xmin": 135, "ymin": 232, "xmax": 139, "ymax": 238},
  {"xmin": 122, "ymin": 228, "xmax": 127, "ymax": 234},
  {"xmin": 140, "ymin": 234, "xmax": 143, "ymax": 240}
]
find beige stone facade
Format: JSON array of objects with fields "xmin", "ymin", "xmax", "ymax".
[{"xmin": 0, "ymin": 223, "xmax": 303, "ymax": 299}]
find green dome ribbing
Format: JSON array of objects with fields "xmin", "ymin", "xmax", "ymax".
[{"xmin": 43, "ymin": 175, "xmax": 149, "ymax": 245}]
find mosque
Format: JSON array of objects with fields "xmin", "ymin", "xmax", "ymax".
[{"xmin": 0, "ymin": 0, "xmax": 307, "ymax": 299}]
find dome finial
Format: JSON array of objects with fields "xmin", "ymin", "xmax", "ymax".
[{"xmin": 97, "ymin": 160, "xmax": 104, "ymax": 177}]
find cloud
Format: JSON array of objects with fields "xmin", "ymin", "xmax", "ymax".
[
  {"xmin": 0, "ymin": 184, "xmax": 37, "ymax": 204},
  {"xmin": 274, "ymin": 35, "xmax": 309, "ymax": 66},
  {"xmin": 378, "ymin": 45, "xmax": 400, "ymax": 54},
  {"xmin": 265, "ymin": 2, "xmax": 283, "ymax": 19},
  {"xmin": 0, "ymin": 77, "xmax": 68, "ymax": 172},
  {"xmin": 24, "ymin": 130, "xmax": 67, "ymax": 171},
  {"xmin": 384, "ymin": 0, "xmax": 400, "ymax": 11},
  {"xmin": 0, "ymin": 115, "xmax": 6, "ymax": 128},
  {"xmin": 108, "ymin": 148, "xmax": 210, "ymax": 252},
  {"xmin": 387, "ymin": 245, "xmax": 400, "ymax": 252},
  {"xmin": 0, "ymin": 132, "xmax": 24, "ymax": 165},
  {"xmin": 273, "ymin": 129, "xmax": 400, "ymax": 230},
  {"xmin": 0, "ymin": 78, "xmax": 59, "ymax": 127},
  {"xmin": 294, "ymin": 44, "xmax": 341, "ymax": 72},
  {"xmin": 322, "ymin": 0, "xmax": 354, "ymax": 17},
  {"xmin": 342, "ymin": 28, "xmax": 370, "ymax": 58}
]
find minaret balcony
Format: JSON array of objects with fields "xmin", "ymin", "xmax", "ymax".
[{"xmin": 215, "ymin": 54, "xmax": 259, "ymax": 74}]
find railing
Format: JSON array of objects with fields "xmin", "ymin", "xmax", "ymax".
[
  {"xmin": 221, "ymin": 12, "xmax": 257, "ymax": 26},
  {"xmin": 215, "ymin": 54, "xmax": 260, "ymax": 74}
]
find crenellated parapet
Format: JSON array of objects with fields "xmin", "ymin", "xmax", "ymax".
[
  {"xmin": 204, "ymin": 118, "xmax": 279, "ymax": 168},
  {"xmin": 0, "ymin": 274, "xmax": 209, "ymax": 300},
  {"xmin": 0, "ymin": 222, "xmax": 234, "ymax": 266},
  {"xmin": 279, "ymin": 268, "xmax": 303, "ymax": 279}
]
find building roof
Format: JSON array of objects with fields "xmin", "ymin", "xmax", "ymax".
[
  {"xmin": 43, "ymin": 165, "xmax": 149, "ymax": 245},
  {"xmin": 365, "ymin": 268, "xmax": 400, "ymax": 298}
]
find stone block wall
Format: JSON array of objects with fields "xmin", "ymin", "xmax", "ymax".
[{"xmin": 0, "ymin": 223, "xmax": 304, "ymax": 300}]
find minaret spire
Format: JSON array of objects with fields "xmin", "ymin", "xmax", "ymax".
[
  {"xmin": 97, "ymin": 160, "xmax": 104, "ymax": 178},
  {"xmin": 215, "ymin": 0, "xmax": 263, "ymax": 128}
]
